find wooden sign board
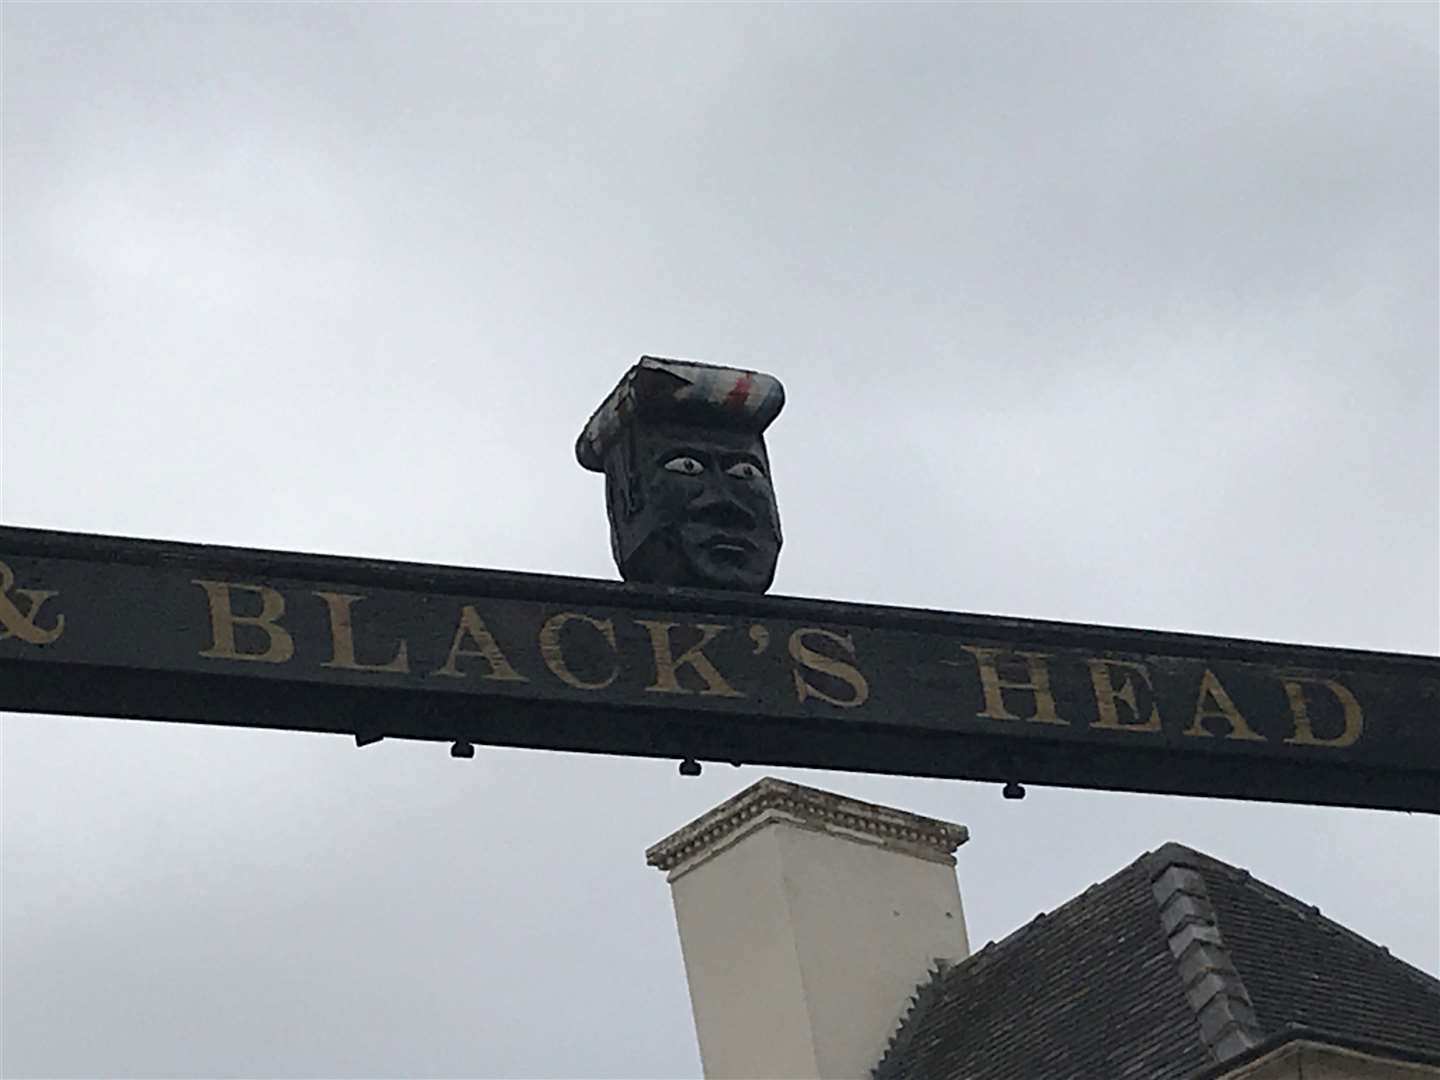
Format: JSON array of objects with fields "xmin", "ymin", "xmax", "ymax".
[{"xmin": 2, "ymin": 527, "xmax": 1436, "ymax": 812}]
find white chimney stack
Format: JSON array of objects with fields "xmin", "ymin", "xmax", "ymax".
[{"xmin": 646, "ymin": 778, "xmax": 970, "ymax": 1080}]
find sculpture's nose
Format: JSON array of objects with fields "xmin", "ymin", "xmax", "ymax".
[{"xmin": 690, "ymin": 486, "xmax": 757, "ymax": 530}]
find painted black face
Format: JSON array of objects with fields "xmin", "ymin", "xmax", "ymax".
[{"xmin": 607, "ymin": 423, "xmax": 782, "ymax": 592}]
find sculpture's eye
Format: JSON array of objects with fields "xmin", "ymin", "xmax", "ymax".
[
  {"xmin": 663, "ymin": 456, "xmax": 705, "ymax": 476},
  {"xmin": 726, "ymin": 461, "xmax": 764, "ymax": 481}
]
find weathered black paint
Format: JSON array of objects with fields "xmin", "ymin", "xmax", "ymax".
[{"xmin": 1, "ymin": 526, "xmax": 1436, "ymax": 812}]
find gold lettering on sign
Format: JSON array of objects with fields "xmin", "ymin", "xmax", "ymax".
[
  {"xmin": 636, "ymin": 621, "xmax": 743, "ymax": 697},
  {"xmin": 0, "ymin": 560, "xmax": 65, "ymax": 644},
  {"xmin": 432, "ymin": 606, "xmax": 528, "ymax": 681},
  {"xmin": 1282, "ymin": 676, "xmax": 1364, "ymax": 748},
  {"xmin": 961, "ymin": 646, "xmax": 1067, "ymax": 724},
  {"xmin": 789, "ymin": 628, "xmax": 869, "ymax": 708},
  {"xmin": 539, "ymin": 612, "xmax": 618, "ymax": 690},
  {"xmin": 1087, "ymin": 658, "xmax": 1162, "ymax": 732},
  {"xmin": 193, "ymin": 579, "xmax": 294, "ymax": 663},
  {"xmin": 314, "ymin": 592, "xmax": 409, "ymax": 673},
  {"xmin": 1183, "ymin": 669, "xmax": 1265, "ymax": 741}
]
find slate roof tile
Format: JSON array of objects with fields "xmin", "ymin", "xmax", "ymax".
[{"xmin": 872, "ymin": 841, "xmax": 1440, "ymax": 1080}]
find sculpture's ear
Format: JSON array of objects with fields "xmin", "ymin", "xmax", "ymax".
[
  {"xmin": 622, "ymin": 425, "xmax": 644, "ymax": 516},
  {"xmin": 602, "ymin": 429, "xmax": 644, "ymax": 524}
]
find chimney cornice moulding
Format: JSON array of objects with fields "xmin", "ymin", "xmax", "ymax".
[{"xmin": 646, "ymin": 777, "xmax": 969, "ymax": 880}]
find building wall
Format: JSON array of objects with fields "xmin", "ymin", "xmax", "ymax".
[
  {"xmin": 775, "ymin": 822, "xmax": 968, "ymax": 1080},
  {"xmin": 1218, "ymin": 1040, "xmax": 1440, "ymax": 1079},
  {"xmin": 669, "ymin": 823, "xmax": 820, "ymax": 1079},
  {"xmin": 666, "ymin": 816, "xmax": 967, "ymax": 1079}
]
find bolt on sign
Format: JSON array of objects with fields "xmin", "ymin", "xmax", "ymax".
[{"xmin": 2, "ymin": 357, "xmax": 1437, "ymax": 813}]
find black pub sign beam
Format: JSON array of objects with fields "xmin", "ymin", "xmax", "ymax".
[{"xmin": 2, "ymin": 358, "xmax": 1436, "ymax": 813}]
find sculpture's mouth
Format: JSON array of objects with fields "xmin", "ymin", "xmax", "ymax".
[{"xmin": 701, "ymin": 535, "xmax": 757, "ymax": 563}]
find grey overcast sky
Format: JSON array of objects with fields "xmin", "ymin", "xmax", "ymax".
[{"xmin": 2, "ymin": 3, "xmax": 1437, "ymax": 1078}]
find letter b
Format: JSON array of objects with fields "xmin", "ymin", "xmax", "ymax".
[{"xmin": 193, "ymin": 579, "xmax": 294, "ymax": 664}]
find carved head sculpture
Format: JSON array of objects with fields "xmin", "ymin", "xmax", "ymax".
[{"xmin": 577, "ymin": 357, "xmax": 784, "ymax": 592}]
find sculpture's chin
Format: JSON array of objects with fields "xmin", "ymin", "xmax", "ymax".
[
  {"xmin": 617, "ymin": 531, "xmax": 778, "ymax": 593},
  {"xmin": 683, "ymin": 554, "xmax": 776, "ymax": 593}
]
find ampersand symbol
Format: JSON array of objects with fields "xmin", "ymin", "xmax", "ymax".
[{"xmin": 0, "ymin": 560, "xmax": 66, "ymax": 644}]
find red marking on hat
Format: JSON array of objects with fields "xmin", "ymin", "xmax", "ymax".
[{"xmin": 724, "ymin": 373, "xmax": 754, "ymax": 410}]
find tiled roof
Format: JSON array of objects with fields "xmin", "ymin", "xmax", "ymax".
[{"xmin": 873, "ymin": 842, "xmax": 1440, "ymax": 1080}]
